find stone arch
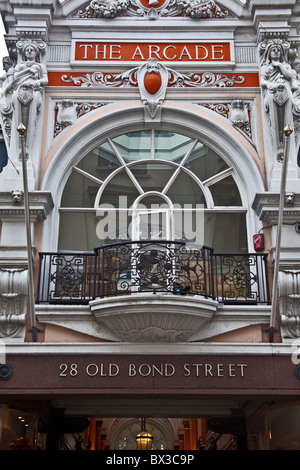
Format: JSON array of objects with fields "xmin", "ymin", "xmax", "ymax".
[
  {"xmin": 40, "ymin": 100, "xmax": 265, "ymax": 251},
  {"xmin": 108, "ymin": 417, "xmax": 175, "ymax": 450}
]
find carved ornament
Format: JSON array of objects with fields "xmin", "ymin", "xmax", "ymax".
[
  {"xmin": 54, "ymin": 100, "xmax": 108, "ymax": 137},
  {"xmin": 70, "ymin": 0, "xmax": 234, "ymax": 20},
  {"xmin": 279, "ymin": 270, "xmax": 300, "ymax": 340},
  {"xmin": 61, "ymin": 65, "xmax": 245, "ymax": 89},
  {"xmin": 0, "ymin": 268, "xmax": 28, "ymax": 339}
]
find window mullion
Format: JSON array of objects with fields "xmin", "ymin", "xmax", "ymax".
[
  {"xmin": 202, "ymin": 167, "xmax": 233, "ymax": 187},
  {"xmin": 73, "ymin": 166, "xmax": 103, "ymax": 185},
  {"xmin": 162, "ymin": 138, "xmax": 199, "ymax": 194}
]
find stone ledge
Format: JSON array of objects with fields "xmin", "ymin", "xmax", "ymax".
[
  {"xmin": 252, "ymin": 192, "xmax": 300, "ymax": 225},
  {"xmin": 0, "ymin": 191, "xmax": 54, "ymax": 223}
]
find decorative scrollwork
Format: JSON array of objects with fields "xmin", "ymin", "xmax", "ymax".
[
  {"xmin": 69, "ymin": 0, "xmax": 233, "ymax": 20},
  {"xmin": 215, "ymin": 254, "xmax": 260, "ymax": 302},
  {"xmin": 47, "ymin": 254, "xmax": 95, "ymax": 301},
  {"xmin": 188, "ymin": 72, "xmax": 244, "ymax": 87},
  {"xmin": 61, "ymin": 68, "xmax": 245, "ymax": 89},
  {"xmin": 95, "ymin": 241, "xmax": 213, "ymax": 296},
  {"xmin": 37, "ymin": 243, "xmax": 270, "ymax": 304},
  {"xmin": 61, "ymin": 72, "xmax": 122, "ymax": 87},
  {"xmin": 200, "ymin": 101, "xmax": 252, "ymax": 140},
  {"xmin": 54, "ymin": 100, "xmax": 107, "ymax": 137}
]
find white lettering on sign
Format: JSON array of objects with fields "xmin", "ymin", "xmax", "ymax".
[
  {"xmin": 59, "ymin": 362, "xmax": 247, "ymax": 378},
  {"xmin": 75, "ymin": 42, "xmax": 230, "ymax": 62}
]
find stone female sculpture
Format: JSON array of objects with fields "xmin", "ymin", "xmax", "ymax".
[
  {"xmin": 260, "ymin": 39, "xmax": 294, "ymax": 161},
  {"xmin": 0, "ymin": 40, "xmax": 48, "ymax": 188}
]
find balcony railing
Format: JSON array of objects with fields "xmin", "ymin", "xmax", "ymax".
[{"xmin": 37, "ymin": 241, "xmax": 270, "ymax": 305}]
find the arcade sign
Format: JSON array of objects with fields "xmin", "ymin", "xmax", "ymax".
[{"xmin": 73, "ymin": 41, "xmax": 232, "ymax": 62}]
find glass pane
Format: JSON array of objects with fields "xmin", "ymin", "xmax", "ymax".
[
  {"xmin": 155, "ymin": 130, "xmax": 194, "ymax": 162},
  {"xmin": 166, "ymin": 170, "xmax": 206, "ymax": 206},
  {"xmin": 204, "ymin": 212, "xmax": 247, "ymax": 252},
  {"xmin": 137, "ymin": 211, "xmax": 168, "ymax": 239},
  {"xmin": 130, "ymin": 162, "xmax": 174, "ymax": 192},
  {"xmin": 78, "ymin": 141, "xmax": 121, "ymax": 180},
  {"xmin": 173, "ymin": 209, "xmax": 204, "ymax": 246},
  {"xmin": 58, "ymin": 211, "xmax": 100, "ymax": 251},
  {"xmin": 111, "ymin": 131, "xmax": 151, "ymax": 162},
  {"xmin": 185, "ymin": 145, "xmax": 228, "ymax": 181},
  {"xmin": 209, "ymin": 175, "xmax": 242, "ymax": 206},
  {"xmin": 136, "ymin": 195, "xmax": 169, "ymax": 208},
  {"xmin": 60, "ymin": 171, "xmax": 100, "ymax": 208},
  {"xmin": 100, "ymin": 170, "xmax": 140, "ymax": 207}
]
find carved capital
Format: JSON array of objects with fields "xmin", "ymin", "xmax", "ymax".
[{"xmin": 16, "ymin": 30, "xmax": 48, "ymax": 53}]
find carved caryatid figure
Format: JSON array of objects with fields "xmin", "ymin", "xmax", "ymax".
[
  {"xmin": 260, "ymin": 39, "xmax": 294, "ymax": 160},
  {"xmin": 292, "ymin": 55, "xmax": 300, "ymax": 119},
  {"xmin": 0, "ymin": 56, "xmax": 15, "ymax": 143},
  {"xmin": 0, "ymin": 40, "xmax": 48, "ymax": 167}
]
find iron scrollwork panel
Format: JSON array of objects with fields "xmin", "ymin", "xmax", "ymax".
[
  {"xmin": 214, "ymin": 254, "xmax": 260, "ymax": 302},
  {"xmin": 37, "ymin": 246, "xmax": 269, "ymax": 304},
  {"xmin": 95, "ymin": 241, "xmax": 215, "ymax": 297},
  {"xmin": 41, "ymin": 253, "xmax": 95, "ymax": 302}
]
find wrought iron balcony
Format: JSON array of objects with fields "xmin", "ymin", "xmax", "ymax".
[{"xmin": 37, "ymin": 241, "xmax": 270, "ymax": 305}]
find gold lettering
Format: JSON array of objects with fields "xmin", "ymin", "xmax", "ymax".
[
  {"xmin": 204, "ymin": 364, "xmax": 213, "ymax": 376},
  {"xmin": 165, "ymin": 364, "xmax": 175, "ymax": 376},
  {"xmin": 139, "ymin": 364, "xmax": 152, "ymax": 376},
  {"xmin": 237, "ymin": 364, "xmax": 247, "ymax": 377},
  {"xmin": 128, "ymin": 363, "xmax": 136, "ymax": 376},
  {"xmin": 152, "ymin": 364, "xmax": 164, "ymax": 376},
  {"xmin": 192, "ymin": 364, "xmax": 203, "ymax": 376}
]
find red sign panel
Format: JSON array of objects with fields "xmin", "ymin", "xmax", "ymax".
[
  {"xmin": 74, "ymin": 41, "xmax": 232, "ymax": 62},
  {"xmin": 253, "ymin": 233, "xmax": 264, "ymax": 251}
]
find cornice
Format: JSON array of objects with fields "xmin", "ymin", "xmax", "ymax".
[
  {"xmin": 2, "ymin": 341, "xmax": 295, "ymax": 356},
  {"xmin": 252, "ymin": 192, "xmax": 300, "ymax": 224},
  {"xmin": 0, "ymin": 191, "xmax": 54, "ymax": 223}
]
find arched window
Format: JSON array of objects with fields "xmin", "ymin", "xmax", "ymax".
[
  {"xmin": 58, "ymin": 129, "xmax": 247, "ymax": 252},
  {"xmin": 112, "ymin": 419, "xmax": 169, "ymax": 450}
]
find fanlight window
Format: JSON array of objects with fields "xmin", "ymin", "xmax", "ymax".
[{"xmin": 59, "ymin": 129, "xmax": 247, "ymax": 252}]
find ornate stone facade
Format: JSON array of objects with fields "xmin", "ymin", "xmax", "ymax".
[{"xmin": 0, "ymin": 0, "xmax": 300, "ymax": 450}]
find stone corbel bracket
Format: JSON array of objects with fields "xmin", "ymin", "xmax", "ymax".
[
  {"xmin": 0, "ymin": 191, "xmax": 54, "ymax": 224},
  {"xmin": 279, "ymin": 270, "xmax": 300, "ymax": 341},
  {"xmin": 252, "ymin": 192, "xmax": 300, "ymax": 226},
  {"xmin": 0, "ymin": 268, "xmax": 28, "ymax": 341}
]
